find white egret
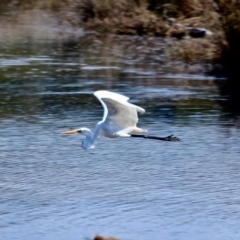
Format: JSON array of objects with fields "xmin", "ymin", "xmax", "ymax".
[{"xmin": 62, "ymin": 90, "xmax": 179, "ymax": 150}]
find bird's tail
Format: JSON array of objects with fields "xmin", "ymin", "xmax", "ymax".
[
  {"xmin": 116, "ymin": 127, "xmax": 147, "ymax": 137},
  {"xmin": 130, "ymin": 127, "xmax": 147, "ymax": 134}
]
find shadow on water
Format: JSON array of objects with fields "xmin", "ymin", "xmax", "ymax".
[
  {"xmin": 215, "ymin": 76, "xmax": 240, "ymax": 126},
  {"xmin": 210, "ymin": 28, "xmax": 240, "ymax": 122}
]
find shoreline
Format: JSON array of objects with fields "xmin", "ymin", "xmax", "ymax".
[{"xmin": 0, "ymin": 9, "xmax": 219, "ymax": 78}]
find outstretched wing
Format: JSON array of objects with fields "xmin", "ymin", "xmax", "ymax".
[{"xmin": 94, "ymin": 90, "xmax": 145, "ymax": 133}]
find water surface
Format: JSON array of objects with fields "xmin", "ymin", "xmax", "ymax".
[{"xmin": 0, "ymin": 32, "xmax": 240, "ymax": 240}]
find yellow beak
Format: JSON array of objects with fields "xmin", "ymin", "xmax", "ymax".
[{"xmin": 61, "ymin": 129, "xmax": 79, "ymax": 134}]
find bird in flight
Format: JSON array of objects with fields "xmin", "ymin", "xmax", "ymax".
[{"xmin": 62, "ymin": 90, "xmax": 179, "ymax": 150}]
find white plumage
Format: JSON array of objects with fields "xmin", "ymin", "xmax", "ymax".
[{"xmin": 62, "ymin": 90, "xmax": 147, "ymax": 150}]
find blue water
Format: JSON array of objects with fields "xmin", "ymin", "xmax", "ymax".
[{"xmin": 0, "ymin": 34, "xmax": 240, "ymax": 240}]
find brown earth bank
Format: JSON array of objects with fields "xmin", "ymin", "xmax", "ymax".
[
  {"xmin": 0, "ymin": 0, "xmax": 234, "ymax": 65},
  {"xmin": 1, "ymin": 0, "xmax": 240, "ymax": 112}
]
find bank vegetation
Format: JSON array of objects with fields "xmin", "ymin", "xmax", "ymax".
[{"xmin": 1, "ymin": 0, "xmax": 240, "ymax": 110}]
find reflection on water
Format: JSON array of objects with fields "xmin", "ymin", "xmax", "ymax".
[{"xmin": 0, "ymin": 35, "xmax": 240, "ymax": 240}]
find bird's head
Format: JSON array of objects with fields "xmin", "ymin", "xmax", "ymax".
[
  {"xmin": 61, "ymin": 127, "xmax": 92, "ymax": 136},
  {"xmin": 62, "ymin": 127, "xmax": 94, "ymax": 150}
]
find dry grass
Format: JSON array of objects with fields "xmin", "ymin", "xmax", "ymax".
[
  {"xmin": 74, "ymin": 0, "xmax": 168, "ymax": 35},
  {"xmin": 1, "ymin": 0, "xmax": 240, "ymax": 67}
]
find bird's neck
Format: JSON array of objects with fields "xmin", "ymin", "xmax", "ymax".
[{"xmin": 81, "ymin": 129, "xmax": 96, "ymax": 150}]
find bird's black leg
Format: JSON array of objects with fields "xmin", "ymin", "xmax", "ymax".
[
  {"xmin": 130, "ymin": 134, "xmax": 180, "ymax": 141},
  {"xmin": 161, "ymin": 134, "xmax": 180, "ymax": 141}
]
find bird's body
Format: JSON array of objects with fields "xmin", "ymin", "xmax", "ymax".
[{"xmin": 62, "ymin": 90, "xmax": 147, "ymax": 150}]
